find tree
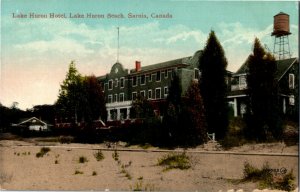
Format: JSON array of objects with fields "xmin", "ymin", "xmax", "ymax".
[
  {"xmin": 82, "ymin": 75, "xmax": 107, "ymax": 122},
  {"xmin": 199, "ymin": 31, "xmax": 229, "ymax": 139},
  {"xmin": 163, "ymin": 72, "xmax": 182, "ymax": 143},
  {"xmin": 246, "ymin": 38, "xmax": 281, "ymax": 141},
  {"xmin": 56, "ymin": 61, "xmax": 84, "ymax": 123},
  {"xmin": 181, "ymin": 81, "xmax": 208, "ymax": 145}
]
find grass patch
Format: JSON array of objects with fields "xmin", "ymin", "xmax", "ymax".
[
  {"xmin": 78, "ymin": 156, "xmax": 88, "ymax": 163},
  {"xmin": 112, "ymin": 150, "xmax": 119, "ymax": 161},
  {"xmin": 243, "ymin": 161, "xmax": 296, "ymax": 191},
  {"xmin": 93, "ymin": 150, "xmax": 104, "ymax": 161},
  {"xmin": 36, "ymin": 147, "xmax": 50, "ymax": 158},
  {"xmin": 157, "ymin": 152, "xmax": 191, "ymax": 171},
  {"xmin": 139, "ymin": 143, "xmax": 152, "ymax": 149},
  {"xmin": 74, "ymin": 170, "xmax": 84, "ymax": 175},
  {"xmin": 130, "ymin": 180, "xmax": 156, "ymax": 191}
]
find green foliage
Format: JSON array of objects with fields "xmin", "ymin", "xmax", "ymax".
[
  {"xmin": 181, "ymin": 81, "xmax": 208, "ymax": 145},
  {"xmin": 130, "ymin": 94, "xmax": 155, "ymax": 119},
  {"xmin": 74, "ymin": 170, "xmax": 84, "ymax": 175},
  {"xmin": 130, "ymin": 180, "xmax": 156, "ymax": 191},
  {"xmin": 93, "ymin": 150, "xmax": 104, "ymax": 161},
  {"xmin": 56, "ymin": 62, "xmax": 106, "ymax": 126},
  {"xmin": 246, "ymin": 38, "xmax": 282, "ymax": 141},
  {"xmin": 58, "ymin": 136, "xmax": 74, "ymax": 144},
  {"xmin": 243, "ymin": 161, "xmax": 296, "ymax": 191},
  {"xmin": 199, "ymin": 31, "xmax": 229, "ymax": 139},
  {"xmin": 78, "ymin": 156, "xmax": 88, "ymax": 163},
  {"xmin": 112, "ymin": 150, "xmax": 119, "ymax": 161},
  {"xmin": 36, "ymin": 147, "xmax": 50, "ymax": 158},
  {"xmin": 157, "ymin": 152, "xmax": 191, "ymax": 171}
]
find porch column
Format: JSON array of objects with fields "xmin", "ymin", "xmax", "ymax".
[
  {"xmin": 117, "ymin": 108, "xmax": 121, "ymax": 120},
  {"xmin": 126, "ymin": 107, "xmax": 130, "ymax": 119},
  {"xmin": 233, "ymin": 98, "xmax": 238, "ymax": 117},
  {"xmin": 107, "ymin": 109, "xmax": 111, "ymax": 121}
]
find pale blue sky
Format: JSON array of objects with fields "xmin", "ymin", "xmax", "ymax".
[{"xmin": 1, "ymin": 0, "xmax": 299, "ymax": 109}]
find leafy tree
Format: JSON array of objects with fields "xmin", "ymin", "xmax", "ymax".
[
  {"xmin": 199, "ymin": 31, "xmax": 229, "ymax": 139},
  {"xmin": 181, "ymin": 81, "xmax": 208, "ymax": 145},
  {"xmin": 56, "ymin": 61, "xmax": 84, "ymax": 123},
  {"xmin": 130, "ymin": 94, "xmax": 154, "ymax": 119},
  {"xmin": 82, "ymin": 75, "xmax": 107, "ymax": 122},
  {"xmin": 245, "ymin": 38, "xmax": 281, "ymax": 141}
]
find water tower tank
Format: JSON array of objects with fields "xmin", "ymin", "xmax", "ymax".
[{"xmin": 272, "ymin": 12, "xmax": 291, "ymax": 37}]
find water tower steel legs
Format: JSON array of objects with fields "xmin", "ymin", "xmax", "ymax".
[{"xmin": 273, "ymin": 35, "xmax": 291, "ymax": 60}]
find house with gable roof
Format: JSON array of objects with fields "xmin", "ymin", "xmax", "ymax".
[{"xmin": 227, "ymin": 57, "xmax": 299, "ymax": 119}]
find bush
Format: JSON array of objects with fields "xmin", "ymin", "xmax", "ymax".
[
  {"xmin": 74, "ymin": 170, "xmax": 83, "ymax": 175},
  {"xmin": 92, "ymin": 171, "xmax": 97, "ymax": 176},
  {"xmin": 157, "ymin": 152, "xmax": 191, "ymax": 171},
  {"xmin": 112, "ymin": 150, "xmax": 119, "ymax": 161},
  {"xmin": 93, "ymin": 150, "xmax": 104, "ymax": 161},
  {"xmin": 78, "ymin": 156, "xmax": 88, "ymax": 163},
  {"xmin": 243, "ymin": 161, "xmax": 296, "ymax": 191},
  {"xmin": 36, "ymin": 147, "xmax": 51, "ymax": 158},
  {"xmin": 58, "ymin": 136, "xmax": 74, "ymax": 144}
]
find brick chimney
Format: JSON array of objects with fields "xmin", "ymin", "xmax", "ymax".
[{"xmin": 135, "ymin": 61, "xmax": 141, "ymax": 72}]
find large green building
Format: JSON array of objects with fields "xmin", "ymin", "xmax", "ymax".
[{"xmin": 98, "ymin": 50, "xmax": 202, "ymax": 122}]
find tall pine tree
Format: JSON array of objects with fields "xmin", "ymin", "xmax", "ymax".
[
  {"xmin": 199, "ymin": 31, "xmax": 228, "ymax": 140},
  {"xmin": 246, "ymin": 38, "xmax": 281, "ymax": 141}
]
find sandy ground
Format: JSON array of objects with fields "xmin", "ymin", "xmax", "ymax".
[{"xmin": 0, "ymin": 139, "xmax": 298, "ymax": 191}]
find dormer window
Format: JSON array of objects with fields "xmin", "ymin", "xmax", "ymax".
[{"xmin": 289, "ymin": 74, "xmax": 295, "ymax": 89}]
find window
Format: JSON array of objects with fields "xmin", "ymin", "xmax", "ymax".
[
  {"xmin": 119, "ymin": 93, "xmax": 124, "ymax": 102},
  {"xmin": 155, "ymin": 88, "xmax": 161, "ymax": 99},
  {"xmin": 239, "ymin": 75, "xmax": 247, "ymax": 89},
  {"xmin": 120, "ymin": 77, "xmax": 125, "ymax": 88},
  {"xmin": 114, "ymin": 94, "xmax": 118, "ymax": 102},
  {"xmin": 108, "ymin": 95, "xmax": 112, "ymax": 103},
  {"xmin": 108, "ymin": 80, "xmax": 113, "ymax": 90},
  {"xmin": 132, "ymin": 92, "xmax": 137, "ymax": 101},
  {"xmin": 148, "ymin": 74, "xmax": 152, "ymax": 82},
  {"xmin": 115, "ymin": 79, "xmax": 118, "ymax": 87},
  {"xmin": 289, "ymin": 95, "xmax": 295, "ymax": 105},
  {"xmin": 156, "ymin": 71, "xmax": 161, "ymax": 81},
  {"xmin": 164, "ymin": 70, "xmax": 168, "ymax": 78},
  {"xmin": 148, "ymin": 90, "xmax": 152, "ymax": 99},
  {"xmin": 140, "ymin": 74, "xmax": 145, "ymax": 85},
  {"xmin": 164, "ymin": 87, "xmax": 168, "ymax": 98},
  {"xmin": 194, "ymin": 68, "xmax": 200, "ymax": 80},
  {"xmin": 140, "ymin": 90, "xmax": 146, "ymax": 98},
  {"xmin": 132, "ymin": 76, "xmax": 137, "ymax": 86},
  {"xmin": 289, "ymin": 74, "xmax": 295, "ymax": 89}
]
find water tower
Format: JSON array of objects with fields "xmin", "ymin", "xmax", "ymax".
[{"xmin": 271, "ymin": 12, "xmax": 292, "ymax": 60}]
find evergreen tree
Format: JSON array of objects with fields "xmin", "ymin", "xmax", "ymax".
[
  {"xmin": 199, "ymin": 31, "xmax": 229, "ymax": 139},
  {"xmin": 163, "ymin": 72, "xmax": 182, "ymax": 143},
  {"xmin": 246, "ymin": 38, "xmax": 281, "ymax": 141},
  {"xmin": 181, "ymin": 81, "xmax": 208, "ymax": 145},
  {"xmin": 56, "ymin": 61, "xmax": 83, "ymax": 123}
]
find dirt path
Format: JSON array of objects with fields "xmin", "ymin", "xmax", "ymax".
[{"xmin": 0, "ymin": 140, "xmax": 298, "ymax": 191}]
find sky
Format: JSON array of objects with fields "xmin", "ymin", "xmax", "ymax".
[{"xmin": 1, "ymin": 0, "xmax": 299, "ymax": 110}]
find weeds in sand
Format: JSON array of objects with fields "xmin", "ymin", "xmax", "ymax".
[
  {"xmin": 125, "ymin": 172, "xmax": 132, "ymax": 180},
  {"xmin": 92, "ymin": 171, "xmax": 97, "ymax": 176},
  {"xmin": 36, "ymin": 147, "xmax": 51, "ymax": 158},
  {"xmin": 17, "ymin": 153, "xmax": 20, "ymax": 156},
  {"xmin": 138, "ymin": 176, "xmax": 143, "ymax": 180},
  {"xmin": 243, "ymin": 161, "xmax": 295, "ymax": 191},
  {"xmin": 130, "ymin": 180, "xmax": 156, "ymax": 191},
  {"xmin": 55, "ymin": 160, "xmax": 59, "ymax": 164},
  {"xmin": 112, "ymin": 150, "xmax": 119, "ymax": 161},
  {"xmin": 94, "ymin": 150, "xmax": 104, "ymax": 161},
  {"xmin": 157, "ymin": 152, "xmax": 191, "ymax": 171},
  {"xmin": 0, "ymin": 172, "xmax": 12, "ymax": 184},
  {"xmin": 74, "ymin": 170, "xmax": 84, "ymax": 175},
  {"xmin": 78, "ymin": 156, "xmax": 88, "ymax": 163}
]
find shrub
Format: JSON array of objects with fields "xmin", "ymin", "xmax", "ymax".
[
  {"xmin": 130, "ymin": 180, "xmax": 156, "ymax": 191},
  {"xmin": 36, "ymin": 147, "xmax": 51, "ymax": 158},
  {"xmin": 55, "ymin": 160, "xmax": 59, "ymax": 164},
  {"xmin": 157, "ymin": 152, "xmax": 191, "ymax": 171},
  {"xmin": 93, "ymin": 150, "xmax": 104, "ymax": 161},
  {"xmin": 112, "ymin": 150, "xmax": 119, "ymax": 161},
  {"xmin": 58, "ymin": 136, "xmax": 74, "ymax": 144},
  {"xmin": 92, "ymin": 171, "xmax": 97, "ymax": 176},
  {"xmin": 243, "ymin": 161, "xmax": 296, "ymax": 191},
  {"xmin": 74, "ymin": 170, "xmax": 83, "ymax": 175},
  {"xmin": 78, "ymin": 156, "xmax": 88, "ymax": 163}
]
